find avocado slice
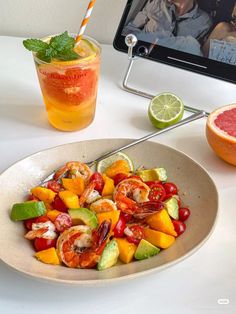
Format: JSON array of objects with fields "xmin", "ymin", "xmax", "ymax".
[
  {"xmin": 136, "ymin": 168, "xmax": 167, "ymax": 182},
  {"xmin": 164, "ymin": 196, "xmax": 179, "ymax": 220},
  {"xmin": 134, "ymin": 239, "xmax": 160, "ymax": 260},
  {"xmin": 10, "ymin": 201, "xmax": 46, "ymax": 221},
  {"xmin": 68, "ymin": 207, "xmax": 98, "ymax": 229},
  {"xmin": 97, "ymin": 239, "xmax": 119, "ymax": 270}
]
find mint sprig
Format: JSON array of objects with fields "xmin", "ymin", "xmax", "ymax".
[{"xmin": 23, "ymin": 31, "xmax": 79, "ymax": 63}]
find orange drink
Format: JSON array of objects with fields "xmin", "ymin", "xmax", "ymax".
[{"xmin": 33, "ymin": 36, "xmax": 101, "ymax": 131}]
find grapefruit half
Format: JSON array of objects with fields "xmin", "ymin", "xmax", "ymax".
[{"xmin": 206, "ymin": 104, "xmax": 236, "ymax": 166}]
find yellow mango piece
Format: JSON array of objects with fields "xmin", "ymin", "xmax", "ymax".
[
  {"xmin": 144, "ymin": 228, "xmax": 175, "ymax": 249},
  {"xmin": 47, "ymin": 209, "xmax": 61, "ymax": 222},
  {"xmin": 102, "ymin": 175, "xmax": 115, "ymax": 196},
  {"xmin": 35, "ymin": 247, "xmax": 60, "ymax": 265},
  {"xmin": 97, "ymin": 210, "xmax": 120, "ymax": 231},
  {"xmin": 146, "ymin": 209, "xmax": 177, "ymax": 237},
  {"xmin": 58, "ymin": 190, "xmax": 80, "ymax": 208},
  {"xmin": 31, "ymin": 187, "xmax": 56, "ymax": 204},
  {"xmin": 62, "ymin": 177, "xmax": 85, "ymax": 196},
  {"xmin": 115, "ymin": 238, "xmax": 137, "ymax": 264},
  {"xmin": 105, "ymin": 160, "xmax": 130, "ymax": 178}
]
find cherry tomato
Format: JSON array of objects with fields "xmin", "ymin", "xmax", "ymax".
[
  {"xmin": 52, "ymin": 195, "xmax": 68, "ymax": 212},
  {"xmin": 34, "ymin": 237, "xmax": 57, "ymax": 252},
  {"xmin": 120, "ymin": 212, "xmax": 132, "ymax": 222},
  {"xmin": 113, "ymin": 216, "xmax": 126, "ymax": 237},
  {"xmin": 46, "ymin": 180, "xmax": 62, "ymax": 193},
  {"xmin": 172, "ymin": 220, "xmax": 186, "ymax": 236},
  {"xmin": 163, "ymin": 182, "xmax": 178, "ymax": 195},
  {"xmin": 113, "ymin": 173, "xmax": 128, "ymax": 186},
  {"xmin": 54, "ymin": 213, "xmax": 72, "ymax": 232},
  {"xmin": 148, "ymin": 182, "xmax": 166, "ymax": 201},
  {"xmin": 89, "ymin": 172, "xmax": 104, "ymax": 194},
  {"xmin": 179, "ymin": 207, "xmax": 190, "ymax": 222},
  {"xmin": 126, "ymin": 225, "xmax": 145, "ymax": 245}
]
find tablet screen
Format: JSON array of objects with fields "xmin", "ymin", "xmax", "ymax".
[{"xmin": 121, "ymin": 0, "xmax": 236, "ymax": 66}]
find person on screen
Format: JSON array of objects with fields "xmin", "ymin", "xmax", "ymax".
[
  {"xmin": 202, "ymin": 4, "xmax": 236, "ymax": 57},
  {"xmin": 123, "ymin": 0, "xmax": 212, "ymax": 55}
]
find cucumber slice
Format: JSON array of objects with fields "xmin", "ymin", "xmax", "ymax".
[
  {"xmin": 97, "ymin": 239, "xmax": 119, "ymax": 270},
  {"xmin": 10, "ymin": 201, "xmax": 46, "ymax": 221}
]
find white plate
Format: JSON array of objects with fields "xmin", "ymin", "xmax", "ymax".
[{"xmin": 0, "ymin": 139, "xmax": 218, "ymax": 285}]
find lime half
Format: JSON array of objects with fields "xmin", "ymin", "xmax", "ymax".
[
  {"xmin": 97, "ymin": 152, "xmax": 134, "ymax": 173},
  {"xmin": 148, "ymin": 92, "xmax": 184, "ymax": 129}
]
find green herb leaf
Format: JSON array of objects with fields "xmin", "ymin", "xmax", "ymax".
[
  {"xmin": 23, "ymin": 31, "xmax": 78, "ymax": 63},
  {"xmin": 36, "ymin": 51, "xmax": 52, "ymax": 63},
  {"xmin": 23, "ymin": 39, "xmax": 49, "ymax": 52},
  {"xmin": 49, "ymin": 31, "xmax": 75, "ymax": 52},
  {"xmin": 56, "ymin": 49, "xmax": 79, "ymax": 61}
]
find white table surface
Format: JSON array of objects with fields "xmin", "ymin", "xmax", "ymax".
[{"xmin": 0, "ymin": 36, "xmax": 236, "ymax": 314}]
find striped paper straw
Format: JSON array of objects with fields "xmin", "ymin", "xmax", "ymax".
[{"xmin": 76, "ymin": 0, "xmax": 96, "ymax": 43}]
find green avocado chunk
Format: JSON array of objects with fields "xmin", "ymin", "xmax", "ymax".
[
  {"xmin": 136, "ymin": 168, "xmax": 167, "ymax": 182},
  {"xmin": 164, "ymin": 196, "xmax": 179, "ymax": 220},
  {"xmin": 134, "ymin": 239, "xmax": 160, "ymax": 260},
  {"xmin": 68, "ymin": 207, "xmax": 98, "ymax": 229},
  {"xmin": 97, "ymin": 239, "xmax": 119, "ymax": 271},
  {"xmin": 10, "ymin": 201, "xmax": 46, "ymax": 221}
]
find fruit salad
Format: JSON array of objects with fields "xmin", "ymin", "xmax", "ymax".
[{"xmin": 10, "ymin": 153, "xmax": 190, "ymax": 270}]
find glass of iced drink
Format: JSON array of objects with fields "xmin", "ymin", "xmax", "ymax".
[{"xmin": 33, "ymin": 36, "xmax": 101, "ymax": 131}]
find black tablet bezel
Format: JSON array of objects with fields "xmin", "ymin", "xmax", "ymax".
[{"xmin": 113, "ymin": 0, "xmax": 236, "ymax": 84}]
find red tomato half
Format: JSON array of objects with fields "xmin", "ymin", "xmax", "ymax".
[
  {"xmin": 126, "ymin": 225, "xmax": 145, "ymax": 245},
  {"xmin": 89, "ymin": 172, "xmax": 104, "ymax": 194},
  {"xmin": 52, "ymin": 195, "xmax": 68, "ymax": 212},
  {"xmin": 163, "ymin": 182, "xmax": 178, "ymax": 195},
  {"xmin": 34, "ymin": 237, "xmax": 57, "ymax": 252},
  {"xmin": 148, "ymin": 182, "xmax": 166, "ymax": 201},
  {"xmin": 54, "ymin": 213, "xmax": 72, "ymax": 232},
  {"xmin": 46, "ymin": 180, "xmax": 62, "ymax": 193},
  {"xmin": 113, "ymin": 216, "xmax": 126, "ymax": 237}
]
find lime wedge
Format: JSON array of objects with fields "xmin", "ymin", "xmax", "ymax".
[
  {"xmin": 148, "ymin": 92, "xmax": 184, "ymax": 129},
  {"xmin": 96, "ymin": 152, "xmax": 134, "ymax": 173}
]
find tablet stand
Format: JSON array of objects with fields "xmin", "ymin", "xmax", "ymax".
[{"xmin": 122, "ymin": 34, "xmax": 209, "ymax": 117}]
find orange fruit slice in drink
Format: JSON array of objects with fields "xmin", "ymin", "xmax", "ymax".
[{"xmin": 206, "ymin": 104, "xmax": 236, "ymax": 166}]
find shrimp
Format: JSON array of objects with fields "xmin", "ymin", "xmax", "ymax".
[
  {"xmin": 113, "ymin": 178, "xmax": 164, "ymax": 218},
  {"xmin": 79, "ymin": 181, "xmax": 96, "ymax": 207},
  {"xmin": 24, "ymin": 221, "xmax": 57, "ymax": 240},
  {"xmin": 90, "ymin": 199, "xmax": 117, "ymax": 213},
  {"xmin": 53, "ymin": 161, "xmax": 92, "ymax": 183},
  {"xmin": 57, "ymin": 221, "xmax": 111, "ymax": 268}
]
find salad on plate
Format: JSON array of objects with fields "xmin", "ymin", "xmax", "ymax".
[{"xmin": 10, "ymin": 153, "xmax": 190, "ymax": 270}]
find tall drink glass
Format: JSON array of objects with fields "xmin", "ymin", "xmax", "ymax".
[{"xmin": 33, "ymin": 35, "xmax": 101, "ymax": 131}]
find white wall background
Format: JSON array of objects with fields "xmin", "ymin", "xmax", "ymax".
[{"xmin": 0, "ymin": 0, "xmax": 128, "ymax": 44}]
